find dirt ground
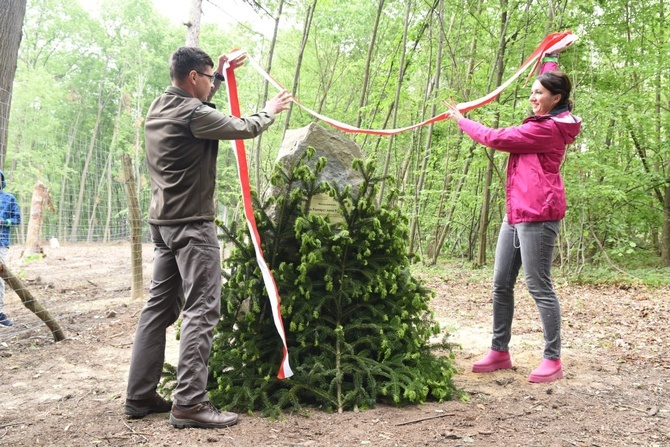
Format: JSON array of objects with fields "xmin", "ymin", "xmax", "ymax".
[{"xmin": 0, "ymin": 242, "xmax": 667, "ymax": 447}]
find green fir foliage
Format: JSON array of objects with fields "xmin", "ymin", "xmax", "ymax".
[{"xmin": 208, "ymin": 149, "xmax": 460, "ymax": 416}]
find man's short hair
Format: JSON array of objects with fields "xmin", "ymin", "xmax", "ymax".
[{"xmin": 169, "ymin": 46, "xmax": 214, "ymax": 81}]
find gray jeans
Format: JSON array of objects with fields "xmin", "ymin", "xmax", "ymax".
[
  {"xmin": 490, "ymin": 217, "xmax": 562, "ymax": 359},
  {"xmin": 126, "ymin": 221, "xmax": 221, "ymax": 405}
]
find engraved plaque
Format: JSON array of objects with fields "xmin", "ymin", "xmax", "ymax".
[{"xmin": 308, "ymin": 193, "xmax": 344, "ymax": 225}]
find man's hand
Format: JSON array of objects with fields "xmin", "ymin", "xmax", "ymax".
[
  {"xmin": 215, "ymin": 53, "xmax": 247, "ymax": 79},
  {"xmin": 264, "ymin": 90, "xmax": 293, "ymax": 115}
]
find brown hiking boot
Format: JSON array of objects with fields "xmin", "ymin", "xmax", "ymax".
[
  {"xmin": 169, "ymin": 401, "xmax": 239, "ymax": 429},
  {"xmin": 124, "ymin": 392, "xmax": 172, "ymax": 418}
]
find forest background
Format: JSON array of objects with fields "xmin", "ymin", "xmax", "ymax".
[{"xmin": 1, "ymin": 0, "xmax": 670, "ymax": 284}]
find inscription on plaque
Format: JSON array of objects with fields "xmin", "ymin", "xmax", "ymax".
[{"xmin": 308, "ymin": 193, "xmax": 344, "ymax": 224}]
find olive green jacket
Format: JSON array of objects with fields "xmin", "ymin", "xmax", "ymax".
[{"xmin": 145, "ymin": 86, "xmax": 275, "ymax": 225}]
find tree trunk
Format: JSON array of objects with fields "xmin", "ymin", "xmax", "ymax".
[
  {"xmin": 395, "ymin": 0, "xmax": 438, "ymax": 205},
  {"xmin": 282, "ymin": 0, "xmax": 318, "ymax": 140},
  {"xmin": 103, "ymin": 150, "xmax": 113, "ymax": 242},
  {"xmin": 0, "ymin": 262, "xmax": 66, "ymax": 341},
  {"xmin": 0, "ymin": 0, "xmax": 28, "ymax": 170},
  {"xmin": 355, "ymin": 0, "xmax": 386, "ymax": 130},
  {"xmin": 432, "ymin": 142, "xmax": 476, "ymax": 263},
  {"xmin": 408, "ymin": 0, "xmax": 444, "ymax": 256},
  {"xmin": 133, "ymin": 74, "xmax": 147, "ymax": 239},
  {"xmin": 70, "ymin": 61, "xmax": 112, "ymax": 242},
  {"xmin": 662, "ymin": 185, "xmax": 670, "ymax": 267},
  {"xmin": 378, "ymin": 0, "xmax": 411, "ymax": 202},
  {"xmin": 655, "ymin": 4, "xmax": 669, "ymax": 266},
  {"xmin": 58, "ymin": 114, "xmax": 81, "ymax": 241},
  {"xmin": 627, "ymin": 122, "xmax": 667, "ymax": 264},
  {"xmin": 185, "ymin": 0, "xmax": 202, "ymax": 47},
  {"xmin": 429, "ymin": 0, "xmax": 482, "ymax": 264},
  {"xmin": 408, "ymin": 53, "xmax": 436, "ymax": 251},
  {"xmin": 93, "ymin": 94, "xmax": 123, "ymax": 242},
  {"xmin": 475, "ymin": 0, "xmax": 509, "ymax": 267},
  {"xmin": 253, "ymin": 0, "xmax": 285, "ymax": 193},
  {"xmin": 86, "ymin": 157, "xmax": 108, "ymax": 243},
  {"xmin": 122, "ymin": 154, "xmax": 143, "ymax": 300},
  {"xmin": 314, "ymin": 45, "xmax": 340, "ymax": 116},
  {"xmin": 23, "ymin": 181, "xmax": 53, "ymax": 258}
]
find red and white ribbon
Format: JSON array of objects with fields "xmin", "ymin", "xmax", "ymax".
[
  {"xmin": 222, "ymin": 30, "xmax": 576, "ymax": 379},
  {"xmin": 227, "ymin": 30, "xmax": 577, "ymax": 136},
  {"xmin": 224, "ymin": 62, "xmax": 293, "ymax": 379}
]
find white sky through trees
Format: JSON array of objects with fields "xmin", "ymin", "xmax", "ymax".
[{"xmin": 76, "ymin": 0, "xmax": 271, "ymax": 34}]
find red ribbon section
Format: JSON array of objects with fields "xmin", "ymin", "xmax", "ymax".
[{"xmin": 224, "ymin": 63, "xmax": 293, "ymax": 379}]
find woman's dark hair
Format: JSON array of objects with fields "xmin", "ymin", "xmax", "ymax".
[
  {"xmin": 169, "ymin": 46, "xmax": 214, "ymax": 81},
  {"xmin": 537, "ymin": 70, "xmax": 574, "ymax": 111}
]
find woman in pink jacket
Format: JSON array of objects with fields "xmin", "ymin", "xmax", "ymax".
[{"xmin": 446, "ymin": 57, "xmax": 582, "ymax": 383}]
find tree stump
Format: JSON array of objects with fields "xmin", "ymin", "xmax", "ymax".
[{"xmin": 23, "ymin": 181, "xmax": 54, "ymax": 258}]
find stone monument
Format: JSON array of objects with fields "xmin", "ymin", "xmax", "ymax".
[{"xmin": 273, "ymin": 123, "xmax": 365, "ymax": 224}]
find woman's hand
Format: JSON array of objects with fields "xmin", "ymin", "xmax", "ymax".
[{"xmin": 443, "ymin": 99, "xmax": 464, "ymax": 122}]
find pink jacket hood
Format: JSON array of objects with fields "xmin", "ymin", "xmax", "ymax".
[{"xmin": 458, "ymin": 110, "xmax": 582, "ymax": 224}]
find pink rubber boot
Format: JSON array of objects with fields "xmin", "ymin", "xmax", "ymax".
[
  {"xmin": 528, "ymin": 359, "xmax": 563, "ymax": 383},
  {"xmin": 472, "ymin": 350, "xmax": 513, "ymax": 373}
]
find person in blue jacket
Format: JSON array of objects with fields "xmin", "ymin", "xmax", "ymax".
[{"xmin": 0, "ymin": 170, "xmax": 21, "ymax": 327}]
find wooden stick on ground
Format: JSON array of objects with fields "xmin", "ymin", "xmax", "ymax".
[
  {"xmin": 394, "ymin": 412, "xmax": 455, "ymax": 426},
  {"xmin": 0, "ymin": 261, "xmax": 66, "ymax": 341}
]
